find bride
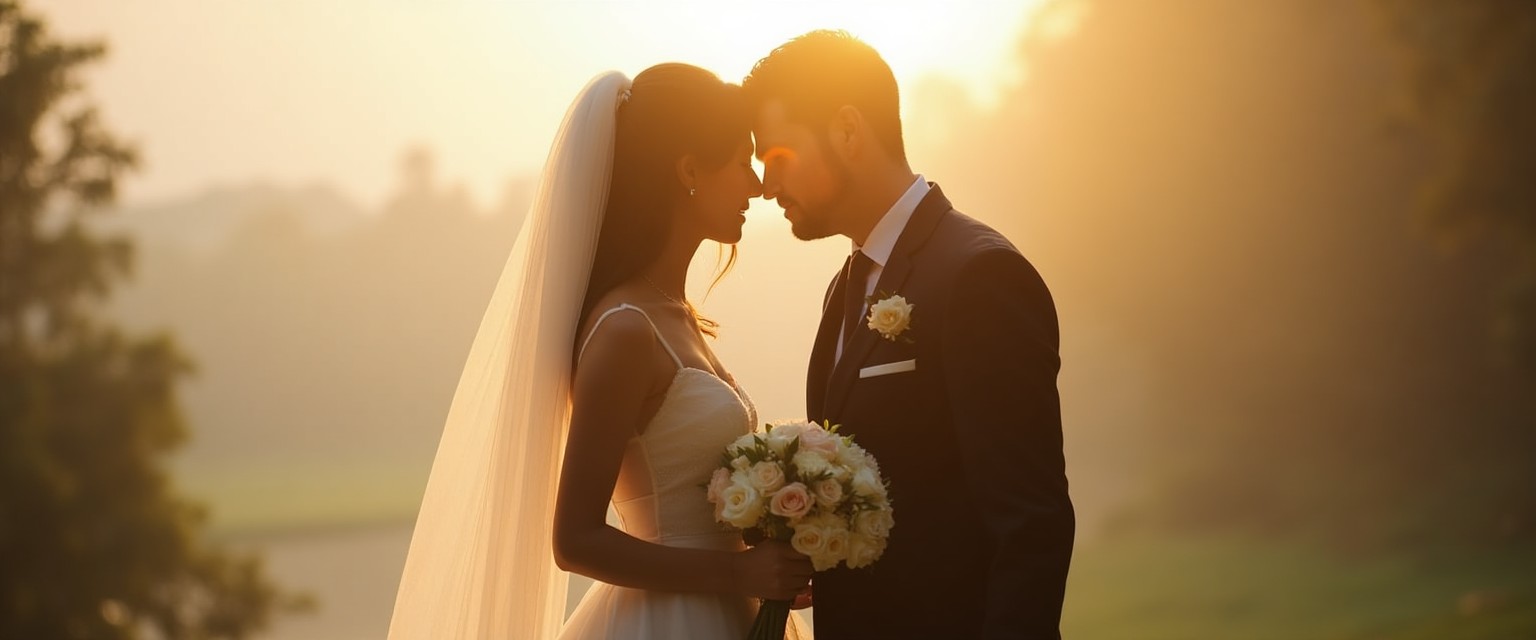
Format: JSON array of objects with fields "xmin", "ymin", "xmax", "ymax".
[{"xmin": 387, "ymin": 64, "xmax": 813, "ymax": 639}]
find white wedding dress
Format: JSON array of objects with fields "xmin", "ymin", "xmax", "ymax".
[
  {"xmin": 387, "ymin": 72, "xmax": 810, "ymax": 639},
  {"xmin": 559, "ymin": 304, "xmax": 811, "ymax": 640}
]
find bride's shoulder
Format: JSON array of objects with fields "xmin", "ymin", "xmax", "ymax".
[
  {"xmin": 582, "ymin": 305, "xmax": 651, "ymax": 345},
  {"xmin": 574, "ymin": 302, "xmax": 673, "ymax": 398},
  {"xmin": 578, "ymin": 293, "xmax": 664, "ymax": 365}
]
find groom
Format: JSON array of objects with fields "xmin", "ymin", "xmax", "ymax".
[{"xmin": 745, "ymin": 31, "xmax": 1075, "ymax": 638}]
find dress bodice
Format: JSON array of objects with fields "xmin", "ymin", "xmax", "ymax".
[
  {"xmin": 579, "ymin": 304, "xmax": 756, "ymax": 549},
  {"xmin": 562, "ymin": 304, "xmax": 813, "ymax": 640}
]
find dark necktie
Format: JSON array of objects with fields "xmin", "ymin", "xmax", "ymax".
[{"xmin": 842, "ymin": 251, "xmax": 875, "ymax": 347}]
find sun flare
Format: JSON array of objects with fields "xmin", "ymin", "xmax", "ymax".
[
  {"xmin": 36, "ymin": 0, "xmax": 1067, "ymax": 209},
  {"xmin": 519, "ymin": 0, "xmax": 1053, "ymax": 106}
]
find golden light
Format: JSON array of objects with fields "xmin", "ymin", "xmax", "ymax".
[
  {"xmin": 494, "ymin": 0, "xmax": 1064, "ymax": 235},
  {"xmin": 514, "ymin": 0, "xmax": 1054, "ymax": 106},
  {"xmin": 37, "ymin": 0, "xmax": 1069, "ymax": 212}
]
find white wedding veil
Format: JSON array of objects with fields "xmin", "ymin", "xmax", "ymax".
[{"xmin": 387, "ymin": 71, "xmax": 631, "ymax": 639}]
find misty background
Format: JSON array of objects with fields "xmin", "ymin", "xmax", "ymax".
[{"xmin": 15, "ymin": 1, "xmax": 1532, "ymax": 638}]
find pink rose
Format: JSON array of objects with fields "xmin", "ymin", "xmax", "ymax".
[
  {"xmin": 706, "ymin": 467, "xmax": 732, "ymax": 504},
  {"xmin": 768, "ymin": 482, "xmax": 814, "ymax": 520},
  {"xmin": 796, "ymin": 425, "xmax": 839, "ymax": 457}
]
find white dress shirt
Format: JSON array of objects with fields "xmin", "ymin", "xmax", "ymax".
[{"xmin": 837, "ymin": 175, "xmax": 930, "ymax": 361}]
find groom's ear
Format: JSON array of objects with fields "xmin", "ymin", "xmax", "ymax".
[{"xmin": 828, "ymin": 105, "xmax": 864, "ymax": 161}]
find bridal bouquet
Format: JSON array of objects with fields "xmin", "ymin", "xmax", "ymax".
[{"xmin": 705, "ymin": 420, "xmax": 894, "ymax": 639}]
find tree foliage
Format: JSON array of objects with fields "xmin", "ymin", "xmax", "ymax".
[
  {"xmin": 1374, "ymin": 0, "xmax": 1536, "ymax": 373},
  {"xmin": 0, "ymin": 1, "xmax": 305, "ymax": 637},
  {"xmin": 916, "ymin": 0, "xmax": 1534, "ymax": 545}
]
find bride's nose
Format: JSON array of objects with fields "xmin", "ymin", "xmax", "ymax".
[{"xmin": 747, "ymin": 171, "xmax": 764, "ymax": 198}]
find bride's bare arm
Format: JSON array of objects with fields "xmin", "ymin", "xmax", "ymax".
[{"xmin": 552, "ymin": 310, "xmax": 810, "ymax": 600}]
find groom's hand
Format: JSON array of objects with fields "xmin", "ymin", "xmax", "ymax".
[{"xmin": 791, "ymin": 583, "xmax": 813, "ymax": 610}]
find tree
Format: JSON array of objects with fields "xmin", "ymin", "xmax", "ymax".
[
  {"xmin": 915, "ymin": 0, "xmax": 1532, "ymax": 545},
  {"xmin": 1373, "ymin": 0, "xmax": 1536, "ymax": 375},
  {"xmin": 0, "ymin": 1, "xmax": 306, "ymax": 637}
]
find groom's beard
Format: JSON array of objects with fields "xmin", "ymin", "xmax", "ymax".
[{"xmin": 788, "ymin": 155, "xmax": 854, "ymax": 242}]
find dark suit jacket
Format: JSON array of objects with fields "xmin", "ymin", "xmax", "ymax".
[{"xmin": 807, "ymin": 185, "xmax": 1074, "ymax": 639}]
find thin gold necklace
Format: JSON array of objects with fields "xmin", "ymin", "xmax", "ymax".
[{"xmin": 642, "ymin": 276, "xmax": 686, "ymax": 307}]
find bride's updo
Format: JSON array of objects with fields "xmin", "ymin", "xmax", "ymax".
[{"xmin": 582, "ymin": 63, "xmax": 751, "ymax": 333}]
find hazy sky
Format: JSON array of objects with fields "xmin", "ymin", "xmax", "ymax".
[
  {"xmin": 37, "ymin": 0, "xmax": 1068, "ymax": 210},
  {"xmin": 40, "ymin": 1, "xmax": 1092, "ymax": 531}
]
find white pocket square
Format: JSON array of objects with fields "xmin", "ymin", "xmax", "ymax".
[{"xmin": 859, "ymin": 359, "xmax": 916, "ymax": 379}]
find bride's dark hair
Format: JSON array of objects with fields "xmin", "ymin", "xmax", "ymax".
[{"xmin": 581, "ymin": 63, "xmax": 751, "ymax": 337}]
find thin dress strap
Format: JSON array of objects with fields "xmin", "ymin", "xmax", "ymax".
[{"xmin": 577, "ymin": 303, "xmax": 684, "ymax": 368}]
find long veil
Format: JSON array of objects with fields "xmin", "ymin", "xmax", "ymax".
[{"xmin": 387, "ymin": 71, "xmax": 631, "ymax": 639}]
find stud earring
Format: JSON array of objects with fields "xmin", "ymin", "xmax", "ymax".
[{"xmin": 689, "ymin": 188, "xmax": 696, "ymax": 197}]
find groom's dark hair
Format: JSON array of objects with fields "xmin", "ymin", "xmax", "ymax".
[{"xmin": 744, "ymin": 30, "xmax": 907, "ymax": 163}]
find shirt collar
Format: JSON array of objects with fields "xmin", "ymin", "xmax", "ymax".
[{"xmin": 853, "ymin": 174, "xmax": 929, "ymax": 267}]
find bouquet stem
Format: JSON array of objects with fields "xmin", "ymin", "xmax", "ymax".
[{"xmin": 747, "ymin": 598, "xmax": 791, "ymax": 640}]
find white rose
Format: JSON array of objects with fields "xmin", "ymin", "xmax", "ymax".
[
  {"xmin": 826, "ymin": 461, "xmax": 853, "ymax": 483},
  {"xmin": 764, "ymin": 422, "xmax": 806, "ymax": 456},
  {"xmin": 818, "ymin": 527, "xmax": 851, "ymax": 571},
  {"xmin": 717, "ymin": 482, "xmax": 762, "ymax": 528},
  {"xmin": 813, "ymin": 478, "xmax": 845, "ymax": 509},
  {"xmin": 768, "ymin": 482, "xmax": 814, "ymax": 521},
  {"xmin": 790, "ymin": 519, "xmax": 829, "ymax": 559},
  {"xmin": 834, "ymin": 437, "xmax": 857, "ymax": 460},
  {"xmin": 824, "ymin": 514, "xmax": 850, "ymax": 537},
  {"xmin": 846, "ymin": 533, "xmax": 886, "ymax": 569},
  {"xmin": 747, "ymin": 461, "xmax": 786, "ymax": 493},
  {"xmin": 730, "ymin": 455, "xmax": 752, "ymax": 472},
  {"xmin": 852, "ymin": 508, "xmax": 895, "ymax": 539},
  {"xmin": 792, "ymin": 451, "xmax": 833, "ymax": 480},
  {"xmin": 729, "ymin": 432, "xmax": 759, "ymax": 452},
  {"xmin": 837, "ymin": 441, "xmax": 874, "ymax": 472},
  {"xmin": 851, "ymin": 467, "xmax": 887, "ymax": 500},
  {"xmin": 866, "ymin": 294, "xmax": 914, "ymax": 339}
]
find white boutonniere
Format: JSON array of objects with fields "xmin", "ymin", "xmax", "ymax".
[{"xmin": 865, "ymin": 291, "xmax": 915, "ymax": 342}]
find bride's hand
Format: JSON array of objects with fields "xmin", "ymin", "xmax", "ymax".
[{"xmin": 732, "ymin": 541, "xmax": 813, "ymax": 601}]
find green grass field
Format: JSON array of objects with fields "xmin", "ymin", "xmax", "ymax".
[
  {"xmin": 1062, "ymin": 535, "xmax": 1536, "ymax": 639},
  {"xmin": 195, "ymin": 465, "xmax": 1535, "ymax": 639},
  {"xmin": 182, "ymin": 460, "xmax": 428, "ymax": 535}
]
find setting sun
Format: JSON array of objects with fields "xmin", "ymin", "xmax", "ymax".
[{"xmin": 516, "ymin": 0, "xmax": 1055, "ymax": 98}]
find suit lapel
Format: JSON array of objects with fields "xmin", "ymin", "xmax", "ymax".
[
  {"xmin": 824, "ymin": 185, "xmax": 952, "ymax": 420},
  {"xmin": 807, "ymin": 256, "xmax": 851, "ymax": 420}
]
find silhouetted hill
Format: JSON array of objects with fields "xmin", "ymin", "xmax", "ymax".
[{"xmin": 104, "ymin": 183, "xmax": 370, "ymax": 253}]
